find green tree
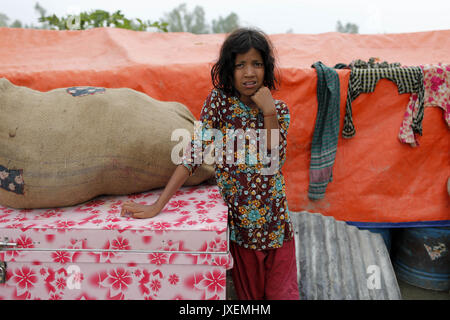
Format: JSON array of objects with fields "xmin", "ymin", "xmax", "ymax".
[
  {"xmin": 0, "ymin": 7, "xmax": 38, "ymax": 29},
  {"xmin": 9, "ymin": 20, "xmax": 23, "ymax": 28},
  {"xmin": 163, "ymin": 3, "xmax": 240, "ymax": 34},
  {"xmin": 0, "ymin": 13, "xmax": 10, "ymax": 27},
  {"xmin": 212, "ymin": 12, "xmax": 239, "ymax": 33},
  {"xmin": 34, "ymin": 2, "xmax": 51, "ymax": 29},
  {"xmin": 163, "ymin": 3, "xmax": 209, "ymax": 34},
  {"xmin": 34, "ymin": 2, "xmax": 47, "ymax": 17},
  {"xmin": 336, "ymin": 20, "xmax": 359, "ymax": 34},
  {"xmin": 0, "ymin": 13, "xmax": 26, "ymax": 28}
]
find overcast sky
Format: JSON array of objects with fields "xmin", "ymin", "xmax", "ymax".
[{"xmin": 2, "ymin": 0, "xmax": 450, "ymax": 34}]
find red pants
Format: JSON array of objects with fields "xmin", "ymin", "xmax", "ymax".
[{"xmin": 230, "ymin": 239, "xmax": 300, "ymax": 300}]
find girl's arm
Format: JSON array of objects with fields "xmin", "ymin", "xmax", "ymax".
[
  {"xmin": 262, "ymin": 111, "xmax": 280, "ymax": 150},
  {"xmin": 120, "ymin": 164, "xmax": 190, "ymax": 219},
  {"xmin": 251, "ymin": 86, "xmax": 281, "ymax": 149}
]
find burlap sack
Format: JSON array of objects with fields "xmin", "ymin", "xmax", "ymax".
[{"xmin": 0, "ymin": 78, "xmax": 214, "ymax": 209}]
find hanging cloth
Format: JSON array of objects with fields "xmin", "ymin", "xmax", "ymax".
[
  {"xmin": 308, "ymin": 62, "xmax": 341, "ymax": 200},
  {"xmin": 399, "ymin": 63, "xmax": 450, "ymax": 146},
  {"xmin": 342, "ymin": 66, "xmax": 424, "ymax": 139}
]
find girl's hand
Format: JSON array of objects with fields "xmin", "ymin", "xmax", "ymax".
[
  {"xmin": 250, "ymin": 86, "xmax": 276, "ymax": 115},
  {"xmin": 120, "ymin": 200, "xmax": 162, "ymax": 219}
]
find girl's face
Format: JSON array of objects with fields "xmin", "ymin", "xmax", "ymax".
[{"xmin": 233, "ymin": 47, "xmax": 265, "ymax": 106}]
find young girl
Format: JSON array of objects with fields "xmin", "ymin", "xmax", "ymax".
[{"xmin": 121, "ymin": 28, "xmax": 299, "ymax": 300}]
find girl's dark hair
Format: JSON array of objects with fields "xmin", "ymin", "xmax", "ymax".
[{"xmin": 211, "ymin": 27, "xmax": 279, "ymax": 96}]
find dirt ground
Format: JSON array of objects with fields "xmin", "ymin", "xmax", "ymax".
[{"xmin": 225, "ymin": 270, "xmax": 450, "ymax": 300}]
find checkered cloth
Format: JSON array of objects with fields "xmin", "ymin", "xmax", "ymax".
[
  {"xmin": 342, "ymin": 67, "xmax": 424, "ymax": 138},
  {"xmin": 309, "ymin": 62, "xmax": 340, "ymax": 200}
]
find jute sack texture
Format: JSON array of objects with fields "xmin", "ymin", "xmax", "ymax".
[{"xmin": 0, "ymin": 78, "xmax": 214, "ymax": 209}]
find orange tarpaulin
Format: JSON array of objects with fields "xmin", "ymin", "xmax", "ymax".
[{"xmin": 0, "ymin": 28, "xmax": 449, "ymax": 225}]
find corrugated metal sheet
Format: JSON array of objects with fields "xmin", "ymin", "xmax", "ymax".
[{"xmin": 291, "ymin": 211, "xmax": 402, "ymax": 300}]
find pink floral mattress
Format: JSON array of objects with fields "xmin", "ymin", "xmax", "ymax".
[{"xmin": 0, "ymin": 184, "xmax": 232, "ymax": 300}]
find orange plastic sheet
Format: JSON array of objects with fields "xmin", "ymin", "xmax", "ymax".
[{"xmin": 1, "ymin": 28, "xmax": 449, "ymax": 225}]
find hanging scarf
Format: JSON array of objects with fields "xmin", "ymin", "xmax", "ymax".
[{"xmin": 308, "ymin": 62, "xmax": 341, "ymax": 200}]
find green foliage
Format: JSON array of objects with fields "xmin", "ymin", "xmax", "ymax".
[
  {"xmin": 336, "ymin": 20, "xmax": 359, "ymax": 34},
  {"xmin": 9, "ymin": 20, "xmax": 23, "ymax": 28},
  {"xmin": 38, "ymin": 9, "xmax": 168, "ymax": 32},
  {"xmin": 163, "ymin": 3, "xmax": 208, "ymax": 34},
  {"xmin": 0, "ymin": 13, "xmax": 9, "ymax": 27},
  {"xmin": 212, "ymin": 12, "xmax": 239, "ymax": 34},
  {"xmin": 163, "ymin": 3, "xmax": 240, "ymax": 34},
  {"xmin": 1, "ymin": 2, "xmax": 239, "ymax": 34}
]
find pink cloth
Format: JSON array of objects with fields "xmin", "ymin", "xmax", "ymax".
[
  {"xmin": 230, "ymin": 239, "xmax": 300, "ymax": 300},
  {"xmin": 399, "ymin": 63, "xmax": 450, "ymax": 146}
]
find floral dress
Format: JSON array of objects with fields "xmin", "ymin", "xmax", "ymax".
[
  {"xmin": 399, "ymin": 63, "xmax": 450, "ymax": 146},
  {"xmin": 182, "ymin": 88, "xmax": 293, "ymax": 250}
]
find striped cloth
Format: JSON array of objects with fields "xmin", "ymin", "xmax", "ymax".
[
  {"xmin": 309, "ymin": 62, "xmax": 340, "ymax": 200},
  {"xmin": 342, "ymin": 67, "xmax": 424, "ymax": 138}
]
